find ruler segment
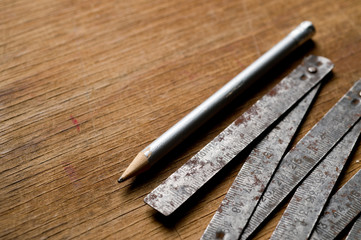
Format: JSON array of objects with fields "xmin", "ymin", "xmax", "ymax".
[
  {"xmin": 309, "ymin": 169, "xmax": 361, "ymax": 240},
  {"xmin": 270, "ymin": 120, "xmax": 361, "ymax": 240},
  {"xmin": 346, "ymin": 215, "xmax": 361, "ymax": 240},
  {"xmin": 240, "ymin": 80, "xmax": 361, "ymax": 240},
  {"xmin": 201, "ymin": 85, "xmax": 320, "ymax": 240},
  {"xmin": 144, "ymin": 56, "xmax": 333, "ymax": 216}
]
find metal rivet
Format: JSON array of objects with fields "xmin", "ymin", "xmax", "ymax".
[
  {"xmin": 216, "ymin": 231, "xmax": 225, "ymax": 239},
  {"xmin": 351, "ymin": 99, "xmax": 359, "ymax": 105},
  {"xmin": 307, "ymin": 66, "xmax": 317, "ymax": 73}
]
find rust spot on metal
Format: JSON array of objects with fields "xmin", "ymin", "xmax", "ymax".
[
  {"xmin": 253, "ymin": 175, "xmax": 261, "ymax": 186},
  {"xmin": 268, "ymin": 87, "xmax": 279, "ymax": 97},
  {"xmin": 147, "ymin": 193, "xmax": 158, "ymax": 201},
  {"xmin": 199, "ymin": 160, "xmax": 206, "ymax": 167},
  {"xmin": 307, "ymin": 142, "xmax": 319, "ymax": 152},
  {"xmin": 234, "ymin": 115, "xmax": 246, "ymax": 126},
  {"xmin": 341, "ymin": 192, "xmax": 348, "ymax": 197},
  {"xmin": 320, "ymin": 132, "xmax": 327, "ymax": 140},
  {"xmin": 249, "ymin": 105, "xmax": 260, "ymax": 116},
  {"xmin": 185, "ymin": 157, "xmax": 199, "ymax": 167},
  {"xmin": 263, "ymin": 152, "xmax": 273, "ymax": 159},
  {"xmin": 217, "ymin": 134, "xmax": 225, "ymax": 142},
  {"xmin": 294, "ymin": 196, "xmax": 302, "ymax": 202}
]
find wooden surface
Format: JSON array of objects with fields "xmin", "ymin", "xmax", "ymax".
[{"xmin": 1, "ymin": 0, "xmax": 361, "ymax": 239}]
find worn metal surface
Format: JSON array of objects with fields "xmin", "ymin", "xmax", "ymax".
[
  {"xmin": 270, "ymin": 120, "xmax": 361, "ymax": 240},
  {"xmin": 144, "ymin": 55, "xmax": 333, "ymax": 216},
  {"xmin": 309, "ymin": 169, "xmax": 361, "ymax": 240},
  {"xmin": 346, "ymin": 215, "xmax": 361, "ymax": 240},
  {"xmin": 240, "ymin": 80, "xmax": 361, "ymax": 240},
  {"xmin": 201, "ymin": 85, "xmax": 320, "ymax": 240},
  {"xmin": 141, "ymin": 21, "xmax": 316, "ymax": 165}
]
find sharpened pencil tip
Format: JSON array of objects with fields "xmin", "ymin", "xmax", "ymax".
[{"xmin": 118, "ymin": 177, "xmax": 125, "ymax": 183}]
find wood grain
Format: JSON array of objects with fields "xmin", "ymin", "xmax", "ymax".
[{"xmin": 1, "ymin": 0, "xmax": 360, "ymax": 239}]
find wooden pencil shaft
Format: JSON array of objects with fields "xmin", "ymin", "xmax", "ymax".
[{"xmin": 141, "ymin": 21, "xmax": 315, "ymax": 164}]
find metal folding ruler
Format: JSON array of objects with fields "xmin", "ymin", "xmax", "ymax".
[
  {"xmin": 144, "ymin": 55, "xmax": 361, "ymax": 239},
  {"xmin": 309, "ymin": 169, "xmax": 361, "ymax": 240},
  {"xmin": 269, "ymin": 120, "xmax": 361, "ymax": 240},
  {"xmin": 346, "ymin": 214, "xmax": 361, "ymax": 240}
]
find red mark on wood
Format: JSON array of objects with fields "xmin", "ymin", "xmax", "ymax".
[
  {"xmin": 70, "ymin": 115, "xmax": 80, "ymax": 132},
  {"xmin": 237, "ymin": 59, "xmax": 245, "ymax": 69},
  {"xmin": 181, "ymin": 70, "xmax": 198, "ymax": 81},
  {"xmin": 64, "ymin": 162, "xmax": 79, "ymax": 187}
]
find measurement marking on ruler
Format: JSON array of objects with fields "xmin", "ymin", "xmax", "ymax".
[
  {"xmin": 240, "ymin": 80, "xmax": 361, "ymax": 240},
  {"xmin": 144, "ymin": 56, "xmax": 333, "ymax": 216},
  {"xmin": 270, "ymin": 120, "xmax": 361, "ymax": 240},
  {"xmin": 309, "ymin": 169, "xmax": 361, "ymax": 240},
  {"xmin": 346, "ymin": 215, "xmax": 361, "ymax": 240},
  {"xmin": 201, "ymin": 85, "xmax": 320, "ymax": 240}
]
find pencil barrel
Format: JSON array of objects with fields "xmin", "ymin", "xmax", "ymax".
[{"xmin": 145, "ymin": 21, "xmax": 315, "ymax": 164}]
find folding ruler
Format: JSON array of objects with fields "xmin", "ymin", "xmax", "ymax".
[
  {"xmin": 202, "ymin": 87, "xmax": 361, "ymax": 240},
  {"xmin": 144, "ymin": 55, "xmax": 361, "ymax": 239},
  {"xmin": 309, "ymin": 169, "xmax": 361, "ymax": 240},
  {"xmin": 270, "ymin": 120, "xmax": 361, "ymax": 239},
  {"xmin": 239, "ymin": 80, "xmax": 361, "ymax": 240},
  {"xmin": 201, "ymin": 85, "xmax": 321, "ymax": 240},
  {"xmin": 145, "ymin": 55, "xmax": 333, "ymax": 215},
  {"xmin": 346, "ymin": 214, "xmax": 361, "ymax": 240}
]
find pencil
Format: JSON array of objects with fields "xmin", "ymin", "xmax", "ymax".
[{"xmin": 118, "ymin": 21, "xmax": 316, "ymax": 182}]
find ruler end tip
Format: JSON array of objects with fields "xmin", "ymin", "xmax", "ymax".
[{"xmin": 144, "ymin": 194, "xmax": 173, "ymax": 216}]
